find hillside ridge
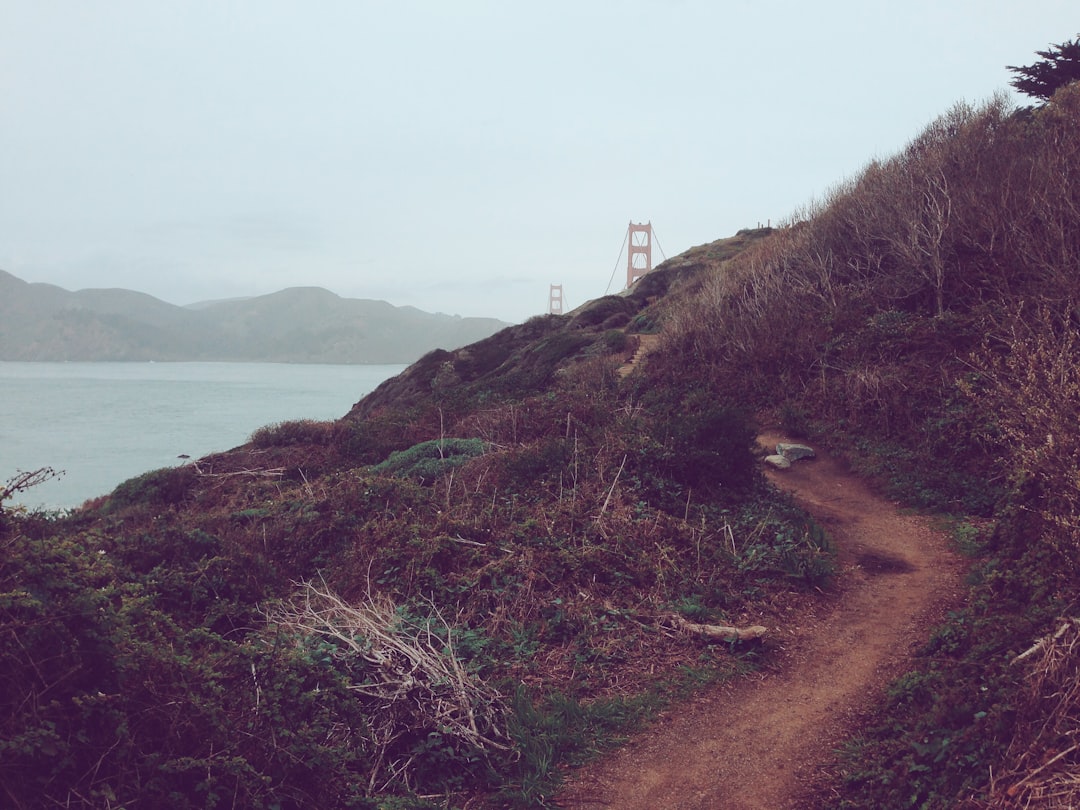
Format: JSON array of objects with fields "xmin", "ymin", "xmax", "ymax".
[{"xmin": 0, "ymin": 269, "xmax": 509, "ymax": 363}]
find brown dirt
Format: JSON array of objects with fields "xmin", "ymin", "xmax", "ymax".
[{"xmin": 555, "ymin": 432, "xmax": 965, "ymax": 809}]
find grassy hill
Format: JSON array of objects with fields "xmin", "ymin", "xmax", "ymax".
[{"xmin": 2, "ymin": 82, "xmax": 1079, "ymax": 808}]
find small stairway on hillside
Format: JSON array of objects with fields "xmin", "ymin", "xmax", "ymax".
[{"xmin": 617, "ymin": 333, "xmax": 661, "ymax": 379}]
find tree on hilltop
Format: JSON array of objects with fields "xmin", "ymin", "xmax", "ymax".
[{"xmin": 1008, "ymin": 36, "xmax": 1080, "ymax": 102}]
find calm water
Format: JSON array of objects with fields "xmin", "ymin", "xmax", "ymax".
[{"xmin": 0, "ymin": 362, "xmax": 405, "ymax": 510}]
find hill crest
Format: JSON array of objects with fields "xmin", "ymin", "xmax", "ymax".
[{"xmin": 0, "ymin": 270, "xmax": 509, "ymax": 363}]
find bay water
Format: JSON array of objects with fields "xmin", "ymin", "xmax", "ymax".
[{"xmin": 0, "ymin": 362, "xmax": 405, "ymax": 511}]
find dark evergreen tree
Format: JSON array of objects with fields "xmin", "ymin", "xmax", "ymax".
[{"xmin": 1007, "ymin": 36, "xmax": 1080, "ymax": 102}]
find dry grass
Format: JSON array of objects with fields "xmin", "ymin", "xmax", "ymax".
[
  {"xmin": 978, "ymin": 619, "xmax": 1080, "ymax": 809},
  {"xmin": 267, "ymin": 579, "xmax": 511, "ymax": 793}
]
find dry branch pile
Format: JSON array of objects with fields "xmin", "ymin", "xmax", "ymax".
[{"xmin": 266, "ymin": 581, "xmax": 510, "ymax": 793}]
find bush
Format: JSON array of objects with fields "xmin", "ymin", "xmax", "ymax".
[
  {"xmin": 568, "ymin": 296, "xmax": 633, "ymax": 330},
  {"xmin": 249, "ymin": 419, "xmax": 334, "ymax": 448},
  {"xmin": 372, "ymin": 438, "xmax": 486, "ymax": 480},
  {"xmin": 663, "ymin": 407, "xmax": 759, "ymax": 493},
  {"xmin": 0, "ymin": 525, "xmax": 383, "ymax": 809},
  {"xmin": 106, "ymin": 465, "xmax": 196, "ymax": 512},
  {"xmin": 601, "ymin": 329, "xmax": 630, "ymax": 353},
  {"xmin": 333, "ymin": 413, "xmax": 414, "ymax": 465}
]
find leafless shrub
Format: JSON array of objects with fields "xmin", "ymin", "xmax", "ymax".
[
  {"xmin": 0, "ymin": 467, "xmax": 64, "ymax": 504},
  {"xmin": 659, "ymin": 86, "xmax": 1080, "ymax": 441},
  {"xmin": 266, "ymin": 580, "xmax": 510, "ymax": 793},
  {"xmin": 966, "ymin": 302, "xmax": 1080, "ymax": 544}
]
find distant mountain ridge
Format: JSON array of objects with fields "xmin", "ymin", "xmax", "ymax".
[{"xmin": 0, "ymin": 270, "xmax": 510, "ymax": 363}]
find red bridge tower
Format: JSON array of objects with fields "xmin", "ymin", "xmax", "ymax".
[{"xmin": 626, "ymin": 221, "xmax": 653, "ymax": 288}]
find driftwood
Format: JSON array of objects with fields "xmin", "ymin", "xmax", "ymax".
[
  {"xmin": 193, "ymin": 461, "xmax": 285, "ymax": 479},
  {"xmin": 671, "ymin": 614, "xmax": 767, "ymax": 643}
]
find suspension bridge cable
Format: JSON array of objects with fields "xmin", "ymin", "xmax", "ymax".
[
  {"xmin": 604, "ymin": 228, "xmax": 630, "ymax": 295},
  {"xmin": 652, "ymin": 227, "xmax": 667, "ymax": 263}
]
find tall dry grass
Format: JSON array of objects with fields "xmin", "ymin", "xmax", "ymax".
[{"xmin": 661, "ymin": 84, "xmax": 1080, "ymax": 441}]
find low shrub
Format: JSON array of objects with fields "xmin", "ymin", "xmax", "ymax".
[
  {"xmin": 661, "ymin": 406, "xmax": 760, "ymax": 495},
  {"xmin": 602, "ymin": 329, "xmax": 630, "ymax": 353},
  {"xmin": 106, "ymin": 465, "xmax": 196, "ymax": 512},
  {"xmin": 249, "ymin": 419, "xmax": 334, "ymax": 448},
  {"xmin": 372, "ymin": 438, "xmax": 486, "ymax": 480}
]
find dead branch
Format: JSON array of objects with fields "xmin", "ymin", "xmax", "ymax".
[
  {"xmin": 450, "ymin": 534, "xmax": 488, "ymax": 548},
  {"xmin": 990, "ymin": 617, "xmax": 1080, "ymax": 807},
  {"xmin": 1012, "ymin": 618, "xmax": 1080, "ymax": 666},
  {"xmin": 1, "ymin": 467, "xmax": 64, "ymax": 503},
  {"xmin": 596, "ymin": 453, "xmax": 627, "ymax": 521},
  {"xmin": 193, "ymin": 461, "xmax": 285, "ymax": 479},
  {"xmin": 669, "ymin": 614, "xmax": 768, "ymax": 643}
]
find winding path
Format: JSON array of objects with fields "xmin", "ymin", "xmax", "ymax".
[{"xmin": 556, "ymin": 433, "xmax": 964, "ymax": 809}]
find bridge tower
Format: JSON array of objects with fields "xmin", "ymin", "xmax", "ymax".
[
  {"xmin": 626, "ymin": 221, "xmax": 653, "ymax": 288},
  {"xmin": 548, "ymin": 284, "xmax": 564, "ymax": 315}
]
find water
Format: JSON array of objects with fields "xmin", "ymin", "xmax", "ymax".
[{"xmin": 0, "ymin": 362, "xmax": 405, "ymax": 510}]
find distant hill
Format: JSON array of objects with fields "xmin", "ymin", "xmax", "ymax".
[{"xmin": 0, "ymin": 270, "xmax": 510, "ymax": 363}]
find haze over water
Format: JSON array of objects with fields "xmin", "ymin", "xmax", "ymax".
[{"xmin": 1, "ymin": 362, "xmax": 404, "ymax": 510}]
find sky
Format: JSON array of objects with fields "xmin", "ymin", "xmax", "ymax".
[{"xmin": 2, "ymin": 2, "xmax": 1076, "ymax": 324}]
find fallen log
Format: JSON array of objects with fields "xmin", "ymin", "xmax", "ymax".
[{"xmin": 671, "ymin": 614, "xmax": 767, "ymax": 643}]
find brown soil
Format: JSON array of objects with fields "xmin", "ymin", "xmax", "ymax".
[{"xmin": 555, "ymin": 432, "xmax": 965, "ymax": 809}]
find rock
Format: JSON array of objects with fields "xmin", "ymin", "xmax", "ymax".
[
  {"xmin": 777, "ymin": 443, "xmax": 816, "ymax": 461},
  {"xmin": 764, "ymin": 454, "xmax": 792, "ymax": 470}
]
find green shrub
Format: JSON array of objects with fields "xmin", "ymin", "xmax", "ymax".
[
  {"xmin": 249, "ymin": 419, "xmax": 333, "ymax": 448},
  {"xmin": 568, "ymin": 296, "xmax": 633, "ymax": 330},
  {"xmin": 0, "ymin": 523, "xmax": 437, "ymax": 808},
  {"xmin": 333, "ymin": 413, "xmax": 413, "ymax": 465},
  {"xmin": 733, "ymin": 498, "xmax": 836, "ymax": 589},
  {"xmin": 601, "ymin": 329, "xmax": 630, "ymax": 353},
  {"xmin": 628, "ymin": 312, "xmax": 659, "ymax": 334},
  {"xmin": 498, "ymin": 687, "xmax": 647, "ymax": 808},
  {"xmin": 372, "ymin": 438, "xmax": 486, "ymax": 480},
  {"xmin": 106, "ymin": 466, "xmax": 196, "ymax": 512},
  {"xmin": 663, "ymin": 407, "xmax": 759, "ymax": 493},
  {"xmin": 501, "ymin": 438, "xmax": 569, "ymax": 491}
]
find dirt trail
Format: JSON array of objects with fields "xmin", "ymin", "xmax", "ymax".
[
  {"xmin": 617, "ymin": 334, "xmax": 661, "ymax": 379},
  {"xmin": 556, "ymin": 433, "xmax": 964, "ymax": 809}
]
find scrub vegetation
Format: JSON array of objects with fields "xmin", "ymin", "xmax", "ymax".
[{"xmin": 3, "ymin": 53, "xmax": 1080, "ymax": 808}]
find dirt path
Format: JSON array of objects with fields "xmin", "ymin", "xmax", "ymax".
[
  {"xmin": 556, "ymin": 433, "xmax": 964, "ymax": 809},
  {"xmin": 617, "ymin": 334, "xmax": 661, "ymax": 379}
]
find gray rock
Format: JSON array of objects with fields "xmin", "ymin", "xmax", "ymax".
[
  {"xmin": 777, "ymin": 443, "xmax": 816, "ymax": 461},
  {"xmin": 764, "ymin": 454, "xmax": 792, "ymax": 470}
]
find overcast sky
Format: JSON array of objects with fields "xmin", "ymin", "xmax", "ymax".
[{"xmin": 2, "ymin": 2, "xmax": 1075, "ymax": 323}]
